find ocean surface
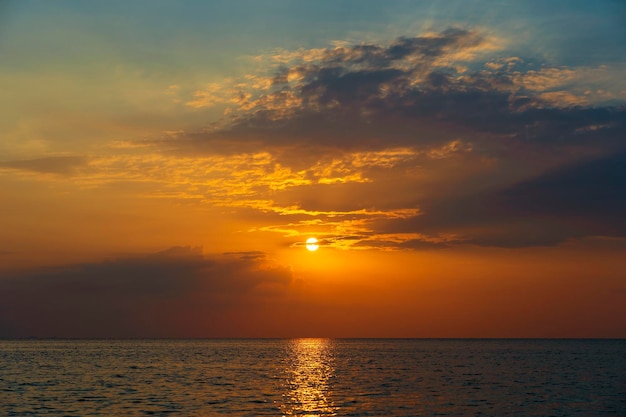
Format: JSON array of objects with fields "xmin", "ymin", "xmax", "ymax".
[{"xmin": 0, "ymin": 339, "xmax": 624, "ymax": 416}]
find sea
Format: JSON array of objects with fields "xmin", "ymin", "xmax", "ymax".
[{"xmin": 1, "ymin": 339, "xmax": 624, "ymax": 416}]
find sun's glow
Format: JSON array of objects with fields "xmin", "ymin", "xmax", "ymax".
[{"xmin": 306, "ymin": 237, "xmax": 319, "ymax": 251}]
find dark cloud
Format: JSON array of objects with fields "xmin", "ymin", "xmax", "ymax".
[
  {"xmin": 492, "ymin": 151, "xmax": 626, "ymax": 235},
  {"xmin": 0, "ymin": 247, "xmax": 293, "ymax": 338},
  {"xmin": 176, "ymin": 29, "xmax": 492, "ymax": 154},
  {"xmin": 179, "ymin": 28, "xmax": 625, "ymax": 163},
  {"xmin": 276, "ymin": 28, "xmax": 481, "ymax": 74},
  {"xmin": 222, "ymin": 251, "xmax": 266, "ymax": 260},
  {"xmin": 377, "ymin": 152, "xmax": 626, "ymax": 247},
  {"xmin": 355, "ymin": 238, "xmax": 450, "ymax": 250},
  {"xmin": 388, "ymin": 28, "xmax": 480, "ymax": 59},
  {"xmin": 0, "ymin": 156, "xmax": 87, "ymax": 175}
]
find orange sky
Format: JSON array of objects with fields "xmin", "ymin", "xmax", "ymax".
[{"xmin": 0, "ymin": 1, "xmax": 625, "ymax": 338}]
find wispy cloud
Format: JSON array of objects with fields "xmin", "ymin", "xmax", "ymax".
[{"xmin": 0, "ymin": 156, "xmax": 88, "ymax": 176}]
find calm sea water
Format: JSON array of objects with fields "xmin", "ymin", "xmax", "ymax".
[{"xmin": 0, "ymin": 339, "xmax": 624, "ymax": 416}]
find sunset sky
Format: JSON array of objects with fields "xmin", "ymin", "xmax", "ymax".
[{"xmin": 1, "ymin": 0, "xmax": 625, "ymax": 338}]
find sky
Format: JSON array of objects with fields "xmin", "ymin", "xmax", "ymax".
[{"xmin": 0, "ymin": 0, "xmax": 625, "ymax": 338}]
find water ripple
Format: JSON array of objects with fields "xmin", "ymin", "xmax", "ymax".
[{"xmin": 0, "ymin": 339, "xmax": 624, "ymax": 416}]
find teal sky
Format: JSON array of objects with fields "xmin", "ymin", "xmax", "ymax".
[{"xmin": 3, "ymin": 1, "xmax": 625, "ymax": 66}]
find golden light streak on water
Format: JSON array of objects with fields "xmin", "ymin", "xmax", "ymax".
[{"xmin": 282, "ymin": 338, "xmax": 336, "ymax": 416}]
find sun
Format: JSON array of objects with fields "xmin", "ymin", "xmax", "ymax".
[{"xmin": 305, "ymin": 237, "xmax": 319, "ymax": 252}]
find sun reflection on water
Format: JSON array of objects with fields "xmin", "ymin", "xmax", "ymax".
[{"xmin": 282, "ymin": 338, "xmax": 336, "ymax": 416}]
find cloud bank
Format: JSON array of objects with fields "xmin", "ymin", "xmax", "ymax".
[{"xmin": 0, "ymin": 247, "xmax": 293, "ymax": 338}]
